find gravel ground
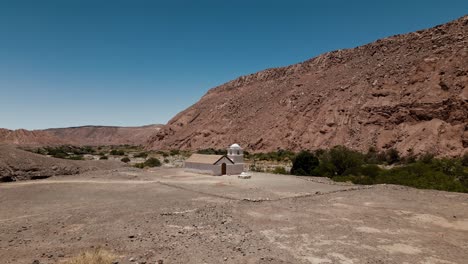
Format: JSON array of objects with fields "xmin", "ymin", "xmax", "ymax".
[{"xmin": 0, "ymin": 168, "xmax": 467, "ymax": 264}]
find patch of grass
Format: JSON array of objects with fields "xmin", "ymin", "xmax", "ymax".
[{"xmin": 64, "ymin": 248, "xmax": 116, "ymax": 264}]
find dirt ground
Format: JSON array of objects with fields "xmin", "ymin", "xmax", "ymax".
[{"xmin": 1, "ymin": 168, "xmax": 467, "ymax": 264}]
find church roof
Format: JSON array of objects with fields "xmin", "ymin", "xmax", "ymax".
[
  {"xmin": 229, "ymin": 143, "xmax": 241, "ymax": 149},
  {"xmin": 185, "ymin": 154, "xmax": 234, "ymax": 164}
]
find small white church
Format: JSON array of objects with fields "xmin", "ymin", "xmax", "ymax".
[{"xmin": 184, "ymin": 144, "xmax": 245, "ymax": 176}]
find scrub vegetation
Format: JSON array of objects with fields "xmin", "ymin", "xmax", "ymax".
[
  {"xmin": 289, "ymin": 146, "xmax": 468, "ymax": 193},
  {"xmin": 244, "ymin": 146, "xmax": 468, "ymax": 193},
  {"xmin": 134, "ymin": 157, "xmax": 162, "ymax": 168}
]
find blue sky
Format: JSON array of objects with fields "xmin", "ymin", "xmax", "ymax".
[{"xmin": 0, "ymin": 1, "xmax": 467, "ymax": 130}]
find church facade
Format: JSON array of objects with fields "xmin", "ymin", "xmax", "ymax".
[{"xmin": 184, "ymin": 144, "xmax": 245, "ymax": 176}]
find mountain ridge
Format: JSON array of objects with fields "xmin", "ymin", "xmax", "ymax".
[
  {"xmin": 0, "ymin": 124, "xmax": 162, "ymax": 146},
  {"xmin": 146, "ymin": 15, "xmax": 468, "ymax": 156}
]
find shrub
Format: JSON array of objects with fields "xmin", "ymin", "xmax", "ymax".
[
  {"xmin": 155, "ymin": 151, "xmax": 169, "ymax": 157},
  {"xmin": 164, "ymin": 158, "xmax": 169, "ymax": 163},
  {"xmin": 120, "ymin": 157, "xmax": 130, "ymax": 163},
  {"xmin": 419, "ymin": 153, "xmax": 435, "ymax": 164},
  {"xmin": 291, "ymin": 151, "xmax": 319, "ymax": 176},
  {"xmin": 110, "ymin": 149, "xmax": 125, "ymax": 156},
  {"xmin": 145, "ymin": 157, "xmax": 161, "ymax": 167},
  {"xmin": 359, "ymin": 164, "xmax": 382, "ymax": 178},
  {"xmin": 133, "ymin": 152, "xmax": 148, "ymax": 158},
  {"xmin": 99, "ymin": 156, "xmax": 108, "ymax": 160},
  {"xmin": 461, "ymin": 153, "xmax": 468, "ymax": 167},
  {"xmin": 334, "ymin": 161, "xmax": 467, "ymax": 193},
  {"xmin": 432, "ymin": 158, "xmax": 464, "ymax": 177},
  {"xmin": 377, "ymin": 162, "xmax": 466, "ymax": 192},
  {"xmin": 170, "ymin": 149, "xmax": 180, "ymax": 156},
  {"xmin": 385, "ymin": 148, "xmax": 400, "ymax": 164},
  {"xmin": 134, "ymin": 157, "xmax": 162, "ymax": 168}
]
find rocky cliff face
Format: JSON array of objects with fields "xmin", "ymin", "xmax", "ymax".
[
  {"xmin": 147, "ymin": 16, "xmax": 468, "ymax": 156},
  {"xmin": 0, "ymin": 125, "xmax": 162, "ymax": 146}
]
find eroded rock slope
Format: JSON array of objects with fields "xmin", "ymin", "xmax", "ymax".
[{"xmin": 148, "ymin": 16, "xmax": 468, "ymax": 156}]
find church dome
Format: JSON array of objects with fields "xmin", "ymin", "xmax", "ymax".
[{"xmin": 230, "ymin": 143, "xmax": 241, "ymax": 149}]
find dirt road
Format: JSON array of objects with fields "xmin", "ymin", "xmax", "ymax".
[{"xmin": 1, "ymin": 168, "xmax": 467, "ymax": 264}]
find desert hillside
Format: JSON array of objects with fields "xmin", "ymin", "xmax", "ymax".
[
  {"xmin": 0, "ymin": 124, "xmax": 162, "ymax": 146},
  {"xmin": 147, "ymin": 15, "xmax": 468, "ymax": 156},
  {"xmin": 0, "ymin": 144, "xmax": 121, "ymax": 181}
]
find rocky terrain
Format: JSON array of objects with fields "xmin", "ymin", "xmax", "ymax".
[
  {"xmin": 0, "ymin": 144, "xmax": 122, "ymax": 182},
  {"xmin": 1, "ymin": 168, "xmax": 467, "ymax": 264},
  {"xmin": 0, "ymin": 124, "xmax": 162, "ymax": 147},
  {"xmin": 147, "ymin": 15, "xmax": 468, "ymax": 156}
]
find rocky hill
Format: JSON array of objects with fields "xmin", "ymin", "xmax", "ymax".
[
  {"xmin": 147, "ymin": 15, "xmax": 468, "ymax": 156},
  {"xmin": 0, "ymin": 125, "xmax": 162, "ymax": 146},
  {"xmin": 0, "ymin": 144, "xmax": 121, "ymax": 181}
]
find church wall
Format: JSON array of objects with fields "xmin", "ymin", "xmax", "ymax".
[
  {"xmin": 227, "ymin": 164, "xmax": 244, "ymax": 175},
  {"xmin": 184, "ymin": 162, "xmax": 222, "ymax": 176}
]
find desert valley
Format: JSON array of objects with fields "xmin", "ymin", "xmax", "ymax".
[{"xmin": 1, "ymin": 13, "xmax": 467, "ymax": 264}]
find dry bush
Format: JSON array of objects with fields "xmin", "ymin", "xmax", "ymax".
[{"xmin": 63, "ymin": 248, "xmax": 116, "ymax": 264}]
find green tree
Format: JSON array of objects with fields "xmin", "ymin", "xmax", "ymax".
[
  {"xmin": 291, "ymin": 151, "xmax": 319, "ymax": 176},
  {"xmin": 385, "ymin": 148, "xmax": 400, "ymax": 164},
  {"xmin": 329, "ymin": 146, "xmax": 364, "ymax": 176}
]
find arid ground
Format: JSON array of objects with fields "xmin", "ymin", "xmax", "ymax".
[{"xmin": 1, "ymin": 168, "xmax": 467, "ymax": 264}]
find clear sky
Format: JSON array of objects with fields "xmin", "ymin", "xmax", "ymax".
[{"xmin": 1, "ymin": 0, "xmax": 467, "ymax": 130}]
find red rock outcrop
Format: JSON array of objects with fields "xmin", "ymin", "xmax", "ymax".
[{"xmin": 147, "ymin": 16, "xmax": 468, "ymax": 156}]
